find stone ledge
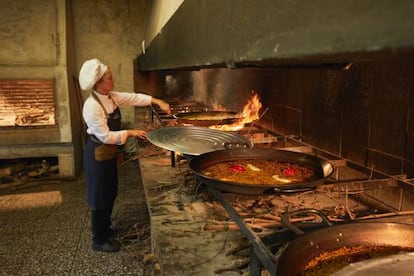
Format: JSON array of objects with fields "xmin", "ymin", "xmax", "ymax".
[
  {"xmin": 0, "ymin": 143, "xmax": 75, "ymax": 177},
  {"xmin": 139, "ymin": 156, "xmax": 243, "ymax": 275}
]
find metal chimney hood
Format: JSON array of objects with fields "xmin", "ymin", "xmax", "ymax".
[{"xmin": 137, "ymin": 0, "xmax": 414, "ymax": 71}]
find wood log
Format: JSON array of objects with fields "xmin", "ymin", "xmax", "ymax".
[
  {"xmin": 204, "ymin": 215, "xmax": 323, "ymax": 232},
  {"xmin": 0, "ymin": 167, "xmax": 12, "ymax": 177}
]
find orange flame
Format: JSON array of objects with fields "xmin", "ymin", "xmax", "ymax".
[
  {"xmin": 210, "ymin": 91, "xmax": 262, "ymax": 131},
  {"xmin": 210, "ymin": 103, "xmax": 226, "ymax": 111}
]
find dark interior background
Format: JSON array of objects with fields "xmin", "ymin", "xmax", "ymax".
[
  {"xmin": 136, "ymin": 59, "xmax": 414, "ymax": 177},
  {"xmin": 135, "ymin": 0, "xmax": 414, "ymax": 179}
]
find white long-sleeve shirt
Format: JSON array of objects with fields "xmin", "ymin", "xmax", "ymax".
[{"xmin": 83, "ymin": 90, "xmax": 152, "ymax": 145}]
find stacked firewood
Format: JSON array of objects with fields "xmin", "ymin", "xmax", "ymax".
[
  {"xmin": 0, "ymin": 159, "xmax": 59, "ymax": 185},
  {"xmin": 14, "ymin": 108, "xmax": 55, "ymax": 126}
]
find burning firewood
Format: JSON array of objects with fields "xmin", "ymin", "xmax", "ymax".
[{"xmin": 14, "ymin": 108, "xmax": 54, "ymax": 126}]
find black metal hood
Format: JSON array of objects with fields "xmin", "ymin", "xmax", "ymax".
[{"xmin": 136, "ymin": 0, "xmax": 414, "ymax": 71}]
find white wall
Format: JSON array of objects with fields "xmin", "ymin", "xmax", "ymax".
[
  {"xmin": 143, "ymin": 0, "xmax": 184, "ymax": 49},
  {"xmin": 72, "ymin": 0, "xmax": 152, "ymax": 123}
]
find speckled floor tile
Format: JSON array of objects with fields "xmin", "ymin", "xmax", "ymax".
[
  {"xmin": 70, "ymin": 219, "xmax": 144, "ymax": 275},
  {"xmin": 0, "ymin": 210, "xmax": 50, "ymax": 235},
  {"xmin": 0, "ymin": 161, "xmax": 150, "ymax": 276},
  {"xmin": 41, "ymin": 206, "xmax": 88, "ymax": 231},
  {"xmin": 19, "ymin": 246, "xmax": 77, "ymax": 275},
  {"xmin": 0, "ymin": 234, "xmax": 33, "ymax": 275}
]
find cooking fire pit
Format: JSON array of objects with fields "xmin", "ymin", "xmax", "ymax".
[{"xmin": 142, "ymin": 98, "xmax": 414, "ymax": 276}]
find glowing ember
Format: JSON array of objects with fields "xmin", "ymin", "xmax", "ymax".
[
  {"xmin": 210, "ymin": 91, "xmax": 262, "ymax": 131},
  {"xmin": 210, "ymin": 103, "xmax": 226, "ymax": 111}
]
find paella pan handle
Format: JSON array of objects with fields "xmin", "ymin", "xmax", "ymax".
[
  {"xmin": 281, "ymin": 208, "xmax": 333, "ymax": 235},
  {"xmin": 263, "ymin": 186, "xmax": 316, "ymax": 194},
  {"xmin": 223, "ymin": 142, "xmax": 252, "ymax": 149}
]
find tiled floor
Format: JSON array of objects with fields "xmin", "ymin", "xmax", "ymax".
[{"xmin": 0, "ymin": 161, "xmax": 151, "ymax": 276}]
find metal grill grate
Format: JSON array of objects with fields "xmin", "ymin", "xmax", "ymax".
[{"xmin": 0, "ymin": 79, "xmax": 56, "ymax": 127}]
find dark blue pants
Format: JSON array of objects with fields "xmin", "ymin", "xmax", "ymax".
[{"xmin": 91, "ymin": 208, "xmax": 113, "ymax": 244}]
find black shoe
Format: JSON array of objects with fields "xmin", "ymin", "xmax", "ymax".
[{"xmin": 92, "ymin": 240, "xmax": 121, "ymax": 253}]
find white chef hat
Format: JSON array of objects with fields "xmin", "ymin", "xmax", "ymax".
[{"xmin": 78, "ymin": 58, "xmax": 108, "ymax": 90}]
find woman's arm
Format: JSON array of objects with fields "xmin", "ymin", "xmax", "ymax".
[{"xmin": 151, "ymin": 97, "xmax": 171, "ymax": 115}]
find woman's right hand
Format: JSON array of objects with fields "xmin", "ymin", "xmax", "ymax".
[{"xmin": 128, "ymin": 129, "xmax": 147, "ymax": 139}]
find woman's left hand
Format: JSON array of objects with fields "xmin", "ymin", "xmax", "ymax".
[
  {"xmin": 158, "ymin": 101, "xmax": 171, "ymax": 115},
  {"xmin": 152, "ymin": 98, "xmax": 171, "ymax": 115}
]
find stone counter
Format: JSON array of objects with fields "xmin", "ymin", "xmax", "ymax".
[{"xmin": 138, "ymin": 155, "xmax": 245, "ymax": 275}]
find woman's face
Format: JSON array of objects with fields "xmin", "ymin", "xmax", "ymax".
[{"xmin": 95, "ymin": 69, "xmax": 114, "ymax": 94}]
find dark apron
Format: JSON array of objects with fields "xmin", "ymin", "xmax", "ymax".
[{"xmin": 84, "ymin": 98, "xmax": 122, "ymax": 210}]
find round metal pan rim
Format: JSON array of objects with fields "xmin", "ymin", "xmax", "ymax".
[
  {"xmin": 188, "ymin": 148, "xmax": 334, "ymax": 194},
  {"xmin": 276, "ymin": 222, "xmax": 414, "ymax": 275},
  {"xmin": 173, "ymin": 110, "xmax": 241, "ymax": 119},
  {"xmin": 147, "ymin": 126, "xmax": 253, "ymax": 156},
  {"xmin": 173, "ymin": 111, "xmax": 244, "ymax": 126}
]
